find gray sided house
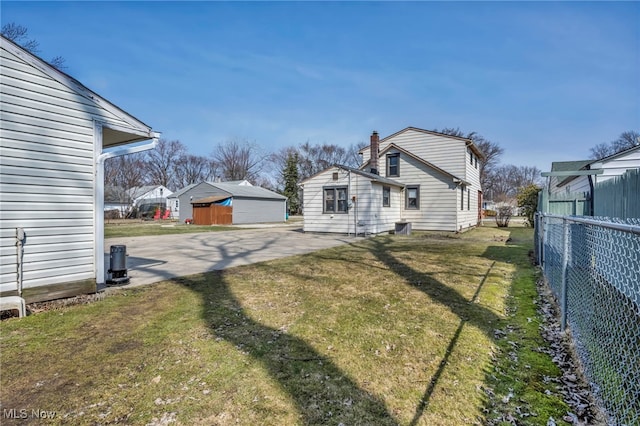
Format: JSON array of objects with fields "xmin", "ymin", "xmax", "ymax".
[
  {"xmin": 0, "ymin": 36, "xmax": 159, "ymax": 304},
  {"xmin": 176, "ymin": 181, "xmax": 287, "ymax": 224}
]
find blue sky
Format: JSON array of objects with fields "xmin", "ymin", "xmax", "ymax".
[{"xmin": 2, "ymin": 1, "xmax": 639, "ymax": 174}]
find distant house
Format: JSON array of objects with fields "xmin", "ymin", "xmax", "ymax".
[
  {"xmin": 176, "ymin": 181, "xmax": 287, "ymax": 224},
  {"xmin": 127, "ymin": 185, "xmax": 172, "ymax": 217},
  {"xmin": 104, "ymin": 186, "xmax": 132, "ymax": 217},
  {"xmin": 0, "ymin": 35, "xmax": 159, "ymax": 304},
  {"xmin": 167, "ymin": 183, "xmax": 197, "ymax": 219},
  {"xmin": 300, "ymin": 127, "xmax": 484, "ymax": 234},
  {"xmin": 543, "ymin": 145, "xmax": 640, "ymax": 217}
]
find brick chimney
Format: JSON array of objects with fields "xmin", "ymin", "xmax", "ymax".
[{"xmin": 370, "ymin": 131, "xmax": 379, "ymax": 175}]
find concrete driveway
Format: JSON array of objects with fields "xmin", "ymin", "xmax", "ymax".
[{"xmin": 103, "ymin": 225, "xmax": 356, "ymax": 289}]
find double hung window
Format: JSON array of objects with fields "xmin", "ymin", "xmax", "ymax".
[
  {"xmin": 324, "ymin": 187, "xmax": 348, "ymax": 213},
  {"xmin": 386, "ymin": 154, "xmax": 400, "ymax": 177},
  {"xmin": 406, "ymin": 185, "xmax": 419, "ymax": 209}
]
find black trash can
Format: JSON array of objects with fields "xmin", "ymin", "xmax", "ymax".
[{"xmin": 108, "ymin": 245, "xmax": 129, "ymax": 284}]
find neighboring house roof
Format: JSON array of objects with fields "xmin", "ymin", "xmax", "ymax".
[
  {"xmin": 591, "ymin": 144, "xmax": 640, "ymax": 164},
  {"xmin": 550, "ymin": 160, "xmax": 592, "ymax": 187},
  {"xmin": 552, "ymin": 145, "xmax": 640, "ymax": 187},
  {"xmin": 550, "ymin": 160, "xmax": 592, "ymax": 173},
  {"xmin": 207, "ymin": 182, "xmax": 287, "ymax": 200},
  {"xmin": 358, "ymin": 126, "xmax": 484, "ymax": 159},
  {"xmin": 224, "ymin": 180, "xmax": 253, "ymax": 186},
  {"xmin": 167, "ymin": 183, "xmax": 198, "ymax": 199},
  {"xmin": 127, "ymin": 185, "xmax": 162, "ymax": 199},
  {"xmin": 1, "ymin": 35, "xmax": 156, "ymax": 148}
]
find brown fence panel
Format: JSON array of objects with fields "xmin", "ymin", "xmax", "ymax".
[{"xmin": 193, "ymin": 204, "xmax": 232, "ymax": 225}]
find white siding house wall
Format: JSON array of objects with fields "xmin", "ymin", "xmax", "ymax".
[
  {"xmin": 363, "ymin": 128, "xmax": 469, "ymax": 179},
  {"xmin": 302, "ymin": 167, "xmax": 402, "ymax": 234},
  {"xmin": 458, "ymin": 147, "xmax": 482, "ymax": 230},
  {"xmin": 0, "ymin": 39, "xmax": 155, "ymax": 302},
  {"xmin": 364, "ymin": 128, "xmax": 482, "ymax": 232},
  {"xmin": 380, "ymin": 149, "xmax": 459, "ymax": 231},
  {"xmin": 303, "ymin": 168, "xmax": 356, "ymax": 234},
  {"xmin": 132, "ymin": 186, "xmax": 172, "ymax": 206},
  {"xmin": 366, "ymin": 184, "xmax": 402, "ymax": 234}
]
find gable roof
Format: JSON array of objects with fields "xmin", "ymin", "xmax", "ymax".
[
  {"xmin": 550, "ymin": 160, "xmax": 592, "ymax": 173},
  {"xmin": 551, "ymin": 145, "xmax": 640, "ymax": 187},
  {"xmin": 168, "ymin": 183, "xmax": 199, "ymax": 199},
  {"xmin": 207, "ymin": 182, "xmax": 287, "ymax": 200},
  {"xmin": 359, "ymin": 127, "xmax": 484, "ymax": 159},
  {"xmin": 365, "ymin": 143, "xmax": 469, "ymax": 185},
  {"xmin": 592, "ymin": 144, "xmax": 640, "ymax": 164},
  {"xmin": 1, "ymin": 35, "xmax": 158, "ymax": 147}
]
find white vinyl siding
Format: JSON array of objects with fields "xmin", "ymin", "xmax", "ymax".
[
  {"xmin": 380, "ymin": 129, "xmax": 468, "ymax": 178},
  {"xmin": 0, "ymin": 41, "xmax": 151, "ymax": 299},
  {"xmin": 302, "ymin": 167, "xmax": 402, "ymax": 234}
]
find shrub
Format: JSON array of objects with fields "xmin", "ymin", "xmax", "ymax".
[
  {"xmin": 496, "ymin": 206, "xmax": 513, "ymax": 227},
  {"xmin": 517, "ymin": 184, "xmax": 541, "ymax": 227}
]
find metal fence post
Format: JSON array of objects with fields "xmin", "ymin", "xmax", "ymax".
[
  {"xmin": 560, "ymin": 218, "xmax": 569, "ymax": 331},
  {"xmin": 538, "ymin": 213, "xmax": 545, "ymax": 267}
]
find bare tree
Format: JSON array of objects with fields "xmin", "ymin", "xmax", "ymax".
[
  {"xmin": 145, "ymin": 139, "xmax": 187, "ymax": 190},
  {"xmin": 345, "ymin": 141, "xmax": 368, "ymax": 169},
  {"xmin": 490, "ymin": 164, "xmax": 541, "ymax": 203},
  {"xmin": 297, "ymin": 142, "xmax": 355, "ymax": 181},
  {"xmin": 104, "ymin": 152, "xmax": 148, "ymax": 217},
  {"xmin": 104, "ymin": 152, "xmax": 148, "ymax": 191},
  {"xmin": 589, "ymin": 130, "xmax": 640, "ymax": 160},
  {"xmin": 174, "ymin": 154, "xmax": 217, "ymax": 188},
  {"xmin": 211, "ymin": 139, "xmax": 264, "ymax": 182},
  {"xmin": 1, "ymin": 23, "xmax": 66, "ymax": 69},
  {"xmin": 589, "ymin": 143, "xmax": 615, "ymax": 160}
]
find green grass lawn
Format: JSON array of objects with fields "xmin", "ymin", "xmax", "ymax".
[
  {"xmin": 104, "ymin": 221, "xmax": 238, "ymax": 238},
  {"xmin": 1, "ymin": 226, "xmax": 571, "ymax": 425}
]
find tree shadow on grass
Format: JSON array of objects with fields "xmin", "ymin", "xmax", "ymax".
[
  {"xmin": 367, "ymin": 236, "xmax": 503, "ymax": 425},
  {"xmin": 174, "ymin": 241, "xmax": 398, "ymax": 425}
]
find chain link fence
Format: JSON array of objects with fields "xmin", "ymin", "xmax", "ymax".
[{"xmin": 535, "ymin": 213, "xmax": 640, "ymax": 425}]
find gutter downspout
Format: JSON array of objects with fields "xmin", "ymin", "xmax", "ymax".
[
  {"xmin": 95, "ymin": 126, "xmax": 160, "ymax": 291},
  {"xmin": 16, "ymin": 228, "xmax": 25, "ymax": 297}
]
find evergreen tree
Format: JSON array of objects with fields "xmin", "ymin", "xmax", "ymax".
[{"xmin": 282, "ymin": 152, "xmax": 300, "ymax": 215}]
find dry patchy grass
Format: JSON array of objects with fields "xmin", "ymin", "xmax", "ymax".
[{"xmin": 1, "ymin": 226, "xmax": 569, "ymax": 425}]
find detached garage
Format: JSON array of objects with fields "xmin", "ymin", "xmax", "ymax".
[
  {"xmin": 178, "ymin": 181, "xmax": 287, "ymax": 225},
  {"xmin": 192, "ymin": 195, "xmax": 232, "ymax": 225}
]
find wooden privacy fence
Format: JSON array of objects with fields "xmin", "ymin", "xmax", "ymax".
[
  {"xmin": 538, "ymin": 191, "xmax": 591, "ymax": 216},
  {"xmin": 193, "ymin": 204, "xmax": 232, "ymax": 225},
  {"xmin": 594, "ymin": 168, "xmax": 640, "ymax": 219}
]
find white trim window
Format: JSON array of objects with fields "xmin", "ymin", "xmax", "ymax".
[
  {"xmin": 406, "ymin": 185, "xmax": 420, "ymax": 210},
  {"xmin": 382, "ymin": 186, "xmax": 391, "ymax": 207},
  {"xmin": 324, "ymin": 186, "xmax": 348, "ymax": 213}
]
